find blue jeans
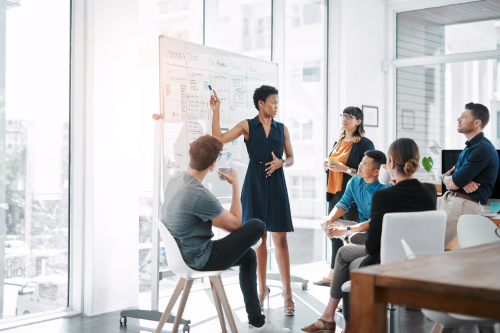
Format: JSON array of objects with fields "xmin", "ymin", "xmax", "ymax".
[{"xmin": 200, "ymin": 218, "xmax": 266, "ymax": 327}]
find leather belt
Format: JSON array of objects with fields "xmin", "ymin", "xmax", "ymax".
[{"xmin": 450, "ymin": 191, "xmax": 482, "ymax": 205}]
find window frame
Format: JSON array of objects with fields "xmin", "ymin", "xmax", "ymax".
[{"xmin": 386, "ymin": 0, "xmax": 500, "ymax": 148}]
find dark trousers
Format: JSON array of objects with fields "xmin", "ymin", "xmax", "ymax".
[
  {"xmin": 200, "ymin": 218, "xmax": 266, "ymax": 327},
  {"xmin": 327, "ymin": 191, "xmax": 359, "ymax": 269}
]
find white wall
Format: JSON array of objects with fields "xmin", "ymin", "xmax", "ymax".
[
  {"xmin": 81, "ymin": 0, "xmax": 140, "ymax": 316},
  {"xmin": 334, "ymin": 0, "xmax": 388, "ymax": 151}
]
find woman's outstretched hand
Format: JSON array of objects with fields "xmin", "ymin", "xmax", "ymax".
[
  {"xmin": 210, "ymin": 90, "xmax": 220, "ymax": 112},
  {"xmin": 265, "ymin": 152, "xmax": 284, "ymax": 176}
]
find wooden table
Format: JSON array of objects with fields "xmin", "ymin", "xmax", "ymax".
[{"xmin": 351, "ymin": 242, "xmax": 500, "ymax": 333}]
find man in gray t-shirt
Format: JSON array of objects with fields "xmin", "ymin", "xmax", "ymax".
[
  {"xmin": 159, "ymin": 134, "xmax": 290, "ymax": 333},
  {"xmin": 161, "ymin": 171, "xmax": 224, "ymax": 270}
]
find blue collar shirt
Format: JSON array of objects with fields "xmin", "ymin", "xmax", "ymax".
[
  {"xmin": 451, "ymin": 132, "xmax": 499, "ymax": 205},
  {"xmin": 335, "ymin": 175, "xmax": 391, "ymax": 222}
]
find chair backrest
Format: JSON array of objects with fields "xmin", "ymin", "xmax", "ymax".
[
  {"xmin": 380, "ymin": 210, "xmax": 446, "ymax": 265},
  {"xmin": 154, "ymin": 219, "xmax": 192, "ymax": 277},
  {"xmin": 457, "ymin": 215, "xmax": 499, "ymax": 248}
]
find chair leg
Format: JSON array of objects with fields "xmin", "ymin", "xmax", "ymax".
[
  {"xmin": 155, "ymin": 278, "xmax": 186, "ymax": 333},
  {"xmin": 388, "ymin": 304, "xmax": 398, "ymax": 333},
  {"xmin": 477, "ymin": 325, "xmax": 495, "ymax": 333},
  {"xmin": 210, "ymin": 277, "xmax": 227, "ymax": 333},
  {"xmin": 212, "ymin": 276, "xmax": 238, "ymax": 333},
  {"xmin": 172, "ymin": 279, "xmax": 194, "ymax": 333}
]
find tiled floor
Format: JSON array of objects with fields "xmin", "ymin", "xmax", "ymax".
[{"xmin": 0, "ymin": 264, "xmax": 491, "ymax": 333}]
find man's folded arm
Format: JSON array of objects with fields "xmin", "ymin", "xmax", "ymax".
[{"xmin": 450, "ymin": 148, "xmax": 490, "ymax": 189}]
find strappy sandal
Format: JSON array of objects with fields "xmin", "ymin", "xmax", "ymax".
[
  {"xmin": 282, "ymin": 292, "xmax": 295, "ymax": 316},
  {"xmin": 259, "ymin": 286, "xmax": 270, "ymax": 310},
  {"xmin": 301, "ymin": 319, "xmax": 336, "ymax": 332},
  {"xmin": 313, "ymin": 277, "xmax": 331, "ymax": 287}
]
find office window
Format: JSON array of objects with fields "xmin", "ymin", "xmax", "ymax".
[
  {"xmin": 397, "ymin": 5, "xmax": 500, "ymax": 180},
  {"xmin": 138, "ymin": 0, "xmax": 204, "ymax": 296},
  {"xmin": 397, "ymin": 3, "xmax": 500, "ymax": 59},
  {"xmin": 302, "ymin": 177, "xmax": 315, "ymax": 199},
  {"xmin": 206, "ymin": 0, "xmax": 272, "ymax": 61},
  {"xmin": 303, "ymin": 60, "xmax": 321, "ymax": 82},
  {"xmin": 292, "ymin": 5, "xmax": 301, "ymax": 28},
  {"xmin": 303, "ymin": 1, "xmax": 321, "ymax": 25},
  {"xmin": 292, "ymin": 119, "xmax": 313, "ymax": 140},
  {"xmin": 3, "ymin": 0, "xmax": 70, "ymax": 318},
  {"xmin": 282, "ymin": 0, "xmax": 327, "ymax": 266},
  {"xmin": 290, "ymin": 177, "xmax": 316, "ymax": 199}
]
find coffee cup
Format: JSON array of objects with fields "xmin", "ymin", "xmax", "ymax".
[
  {"xmin": 218, "ymin": 166, "xmax": 231, "ymax": 181},
  {"xmin": 378, "ymin": 164, "xmax": 392, "ymax": 185}
]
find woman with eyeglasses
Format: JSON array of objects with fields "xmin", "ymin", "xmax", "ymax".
[
  {"xmin": 313, "ymin": 107, "xmax": 374, "ymax": 287},
  {"xmin": 210, "ymin": 85, "xmax": 296, "ymax": 317}
]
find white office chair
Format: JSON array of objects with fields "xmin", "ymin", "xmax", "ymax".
[
  {"xmin": 421, "ymin": 215, "xmax": 500, "ymax": 333},
  {"xmin": 457, "ymin": 215, "xmax": 499, "ymax": 248},
  {"xmin": 153, "ymin": 219, "xmax": 238, "ymax": 333},
  {"xmin": 341, "ymin": 210, "xmax": 447, "ymax": 333}
]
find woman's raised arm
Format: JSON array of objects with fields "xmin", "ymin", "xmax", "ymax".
[{"xmin": 211, "ymin": 90, "xmax": 249, "ymax": 143}]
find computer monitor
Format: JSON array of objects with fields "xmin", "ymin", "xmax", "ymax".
[{"xmin": 442, "ymin": 149, "xmax": 500, "ymax": 207}]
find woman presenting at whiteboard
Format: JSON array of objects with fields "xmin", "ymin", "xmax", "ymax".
[{"xmin": 211, "ymin": 85, "xmax": 296, "ymax": 316}]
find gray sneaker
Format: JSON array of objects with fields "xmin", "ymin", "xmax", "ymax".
[
  {"xmin": 349, "ymin": 231, "xmax": 367, "ymax": 245},
  {"xmin": 248, "ymin": 319, "xmax": 291, "ymax": 333}
]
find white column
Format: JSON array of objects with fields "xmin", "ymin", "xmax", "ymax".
[{"xmin": 81, "ymin": 0, "xmax": 140, "ymax": 316}]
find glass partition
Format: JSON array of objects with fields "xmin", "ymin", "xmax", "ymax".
[
  {"xmin": 279, "ymin": 0, "xmax": 328, "ymax": 266},
  {"xmin": 2, "ymin": 0, "xmax": 70, "ymax": 318},
  {"xmin": 397, "ymin": 2, "xmax": 500, "ymax": 59},
  {"xmin": 396, "ymin": 59, "xmax": 500, "ymax": 181}
]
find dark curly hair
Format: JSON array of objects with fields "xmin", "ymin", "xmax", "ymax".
[
  {"xmin": 188, "ymin": 135, "xmax": 224, "ymax": 171},
  {"xmin": 252, "ymin": 85, "xmax": 278, "ymax": 111}
]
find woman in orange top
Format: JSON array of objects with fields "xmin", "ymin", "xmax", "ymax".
[{"xmin": 313, "ymin": 106, "xmax": 374, "ymax": 286}]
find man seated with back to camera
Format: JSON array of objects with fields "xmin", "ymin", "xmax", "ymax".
[
  {"xmin": 161, "ymin": 135, "xmax": 291, "ymax": 333},
  {"xmin": 314, "ymin": 150, "xmax": 390, "ymax": 287},
  {"xmin": 439, "ymin": 102, "xmax": 499, "ymax": 247}
]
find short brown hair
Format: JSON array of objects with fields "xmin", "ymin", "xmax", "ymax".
[
  {"xmin": 465, "ymin": 102, "xmax": 490, "ymax": 128},
  {"xmin": 388, "ymin": 138, "xmax": 420, "ymax": 175},
  {"xmin": 188, "ymin": 135, "xmax": 224, "ymax": 171}
]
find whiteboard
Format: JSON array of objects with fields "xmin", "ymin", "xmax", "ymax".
[{"xmin": 158, "ymin": 35, "xmax": 279, "ymax": 199}]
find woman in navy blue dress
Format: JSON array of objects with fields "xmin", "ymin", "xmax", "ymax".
[{"xmin": 211, "ymin": 85, "xmax": 296, "ymax": 316}]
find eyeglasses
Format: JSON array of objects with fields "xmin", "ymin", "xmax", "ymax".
[{"xmin": 340, "ymin": 114, "xmax": 356, "ymax": 120}]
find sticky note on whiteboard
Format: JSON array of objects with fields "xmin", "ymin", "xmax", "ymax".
[
  {"xmin": 164, "ymin": 84, "xmax": 171, "ymax": 96},
  {"xmin": 204, "ymin": 81, "xmax": 209, "ymax": 91}
]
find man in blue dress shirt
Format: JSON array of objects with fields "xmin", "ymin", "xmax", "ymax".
[
  {"xmin": 440, "ymin": 102, "xmax": 500, "ymax": 246},
  {"xmin": 314, "ymin": 150, "xmax": 390, "ymax": 286}
]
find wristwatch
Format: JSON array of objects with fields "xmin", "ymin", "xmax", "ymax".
[
  {"xmin": 346, "ymin": 226, "xmax": 352, "ymax": 237},
  {"xmin": 282, "ymin": 159, "xmax": 286, "ymax": 167},
  {"xmin": 346, "ymin": 168, "xmax": 352, "ymax": 175}
]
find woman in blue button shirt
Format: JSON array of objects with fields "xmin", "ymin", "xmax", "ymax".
[{"xmin": 211, "ymin": 86, "xmax": 296, "ymax": 316}]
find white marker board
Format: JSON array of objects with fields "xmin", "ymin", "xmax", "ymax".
[{"xmin": 158, "ymin": 35, "xmax": 279, "ymax": 200}]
